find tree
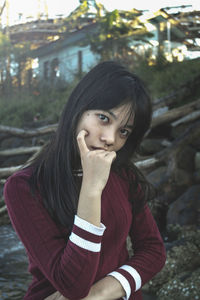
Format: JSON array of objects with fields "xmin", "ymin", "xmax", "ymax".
[
  {"xmin": 62, "ymin": 1, "xmax": 153, "ymax": 67},
  {"xmin": 0, "ymin": 30, "xmax": 32, "ymax": 96},
  {"xmin": 87, "ymin": 8, "xmax": 153, "ymax": 63},
  {"xmin": 0, "ymin": 31, "xmax": 12, "ymax": 94},
  {"xmin": 60, "ymin": 0, "xmax": 105, "ymax": 35},
  {"xmin": 12, "ymin": 42, "xmax": 32, "ymax": 91},
  {"xmin": 60, "ymin": 1, "xmax": 90, "ymax": 33}
]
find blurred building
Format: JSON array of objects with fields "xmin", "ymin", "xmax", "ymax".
[{"xmin": 1, "ymin": 1, "xmax": 200, "ymax": 86}]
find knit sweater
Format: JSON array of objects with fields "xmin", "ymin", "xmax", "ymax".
[{"xmin": 4, "ymin": 167, "xmax": 166, "ymax": 300}]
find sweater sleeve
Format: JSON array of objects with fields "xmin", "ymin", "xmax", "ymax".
[
  {"xmin": 4, "ymin": 173, "xmax": 106, "ymax": 299},
  {"xmin": 108, "ymin": 204, "xmax": 166, "ymax": 300}
]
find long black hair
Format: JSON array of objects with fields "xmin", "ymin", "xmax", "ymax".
[{"xmin": 28, "ymin": 61, "xmax": 152, "ymax": 229}]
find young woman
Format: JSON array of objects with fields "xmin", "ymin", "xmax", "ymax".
[{"xmin": 4, "ymin": 61, "xmax": 166, "ymax": 300}]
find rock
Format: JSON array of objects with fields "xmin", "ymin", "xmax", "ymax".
[
  {"xmin": 195, "ymin": 152, "xmax": 200, "ymax": 170},
  {"xmin": 140, "ymin": 138, "xmax": 166, "ymax": 155},
  {"xmin": 0, "ymin": 212, "xmax": 10, "ymax": 226},
  {"xmin": 147, "ymin": 166, "xmax": 192, "ymax": 199},
  {"xmin": 167, "ymin": 185, "xmax": 200, "ymax": 226},
  {"xmin": 143, "ymin": 226, "xmax": 200, "ymax": 299},
  {"xmin": 150, "ymin": 124, "xmax": 172, "ymax": 139},
  {"xmin": 170, "ymin": 123, "xmax": 189, "ymax": 140},
  {"xmin": 194, "ymin": 171, "xmax": 200, "ymax": 183},
  {"xmin": 157, "ymin": 268, "xmax": 200, "ymax": 299},
  {"xmin": 0, "ymin": 224, "xmax": 32, "ymax": 299},
  {"xmin": 171, "ymin": 168, "xmax": 192, "ymax": 188},
  {"xmin": 176, "ymin": 146, "xmax": 195, "ymax": 172},
  {"xmin": 147, "ymin": 166, "xmax": 167, "ymax": 186},
  {"xmin": 194, "ymin": 152, "xmax": 200, "ymax": 183}
]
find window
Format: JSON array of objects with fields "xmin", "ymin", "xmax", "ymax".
[
  {"xmin": 50, "ymin": 58, "xmax": 59, "ymax": 81},
  {"xmin": 44, "ymin": 61, "xmax": 49, "ymax": 80}
]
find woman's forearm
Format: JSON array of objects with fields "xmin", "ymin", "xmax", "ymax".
[
  {"xmin": 77, "ymin": 186, "xmax": 102, "ymax": 227},
  {"xmin": 45, "ymin": 276, "xmax": 126, "ymax": 300},
  {"xmin": 83, "ymin": 275, "xmax": 126, "ymax": 300}
]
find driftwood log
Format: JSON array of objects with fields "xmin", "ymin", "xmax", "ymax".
[
  {"xmin": 151, "ymin": 98, "xmax": 200, "ymax": 129},
  {"xmin": 0, "ymin": 123, "xmax": 57, "ymax": 139},
  {"xmin": 0, "ymin": 146, "xmax": 41, "ymax": 156}
]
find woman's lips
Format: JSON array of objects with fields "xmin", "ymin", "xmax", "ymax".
[{"xmin": 91, "ymin": 146, "xmax": 106, "ymax": 151}]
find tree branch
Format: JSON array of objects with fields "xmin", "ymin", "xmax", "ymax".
[
  {"xmin": 0, "ymin": 146, "xmax": 41, "ymax": 156},
  {"xmin": 0, "ymin": 123, "xmax": 57, "ymax": 138},
  {"xmin": 151, "ymin": 98, "xmax": 200, "ymax": 129}
]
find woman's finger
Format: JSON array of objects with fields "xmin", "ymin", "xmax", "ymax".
[
  {"xmin": 105, "ymin": 150, "xmax": 116, "ymax": 162},
  {"xmin": 77, "ymin": 130, "xmax": 89, "ymax": 155}
]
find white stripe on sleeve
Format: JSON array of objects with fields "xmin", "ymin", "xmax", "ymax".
[
  {"xmin": 107, "ymin": 271, "xmax": 131, "ymax": 300},
  {"xmin": 69, "ymin": 232, "xmax": 101, "ymax": 252},
  {"xmin": 120, "ymin": 265, "xmax": 142, "ymax": 291},
  {"xmin": 74, "ymin": 215, "xmax": 106, "ymax": 235}
]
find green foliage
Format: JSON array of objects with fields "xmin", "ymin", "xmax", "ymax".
[
  {"xmin": 0, "ymin": 81, "xmax": 78, "ymax": 128},
  {"xmin": 87, "ymin": 9, "xmax": 152, "ymax": 61},
  {"xmin": 154, "ymin": 48, "xmax": 169, "ymax": 70},
  {"xmin": 61, "ymin": 1, "xmax": 105, "ymax": 33},
  {"xmin": 63, "ymin": 1, "xmax": 152, "ymax": 62},
  {"xmin": 0, "ymin": 32, "xmax": 11, "ymax": 58},
  {"xmin": 0, "ymin": 30, "xmax": 32, "ymax": 94},
  {"xmin": 60, "ymin": 1, "xmax": 90, "ymax": 33},
  {"xmin": 13, "ymin": 42, "xmax": 31, "ymax": 62},
  {"xmin": 79, "ymin": 0, "xmax": 104, "ymax": 17},
  {"xmin": 0, "ymin": 32, "xmax": 31, "ymax": 68},
  {"xmin": 133, "ymin": 56, "xmax": 200, "ymax": 100}
]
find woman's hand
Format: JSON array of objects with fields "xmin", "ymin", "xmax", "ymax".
[
  {"xmin": 76, "ymin": 130, "xmax": 116, "ymax": 226},
  {"xmin": 77, "ymin": 130, "xmax": 116, "ymax": 194},
  {"xmin": 44, "ymin": 291, "xmax": 69, "ymax": 300},
  {"xmin": 44, "ymin": 275, "xmax": 125, "ymax": 300}
]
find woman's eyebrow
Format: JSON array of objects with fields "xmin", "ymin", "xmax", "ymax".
[
  {"xmin": 125, "ymin": 124, "xmax": 134, "ymax": 129},
  {"xmin": 107, "ymin": 110, "xmax": 117, "ymax": 120},
  {"xmin": 107, "ymin": 110, "xmax": 134, "ymax": 129}
]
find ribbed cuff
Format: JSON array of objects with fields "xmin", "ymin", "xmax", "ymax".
[
  {"xmin": 69, "ymin": 232, "xmax": 101, "ymax": 252},
  {"xmin": 74, "ymin": 215, "xmax": 106, "ymax": 235},
  {"xmin": 107, "ymin": 271, "xmax": 131, "ymax": 300},
  {"xmin": 120, "ymin": 265, "xmax": 142, "ymax": 291},
  {"xmin": 107, "ymin": 265, "xmax": 142, "ymax": 299},
  {"xmin": 69, "ymin": 215, "xmax": 106, "ymax": 252}
]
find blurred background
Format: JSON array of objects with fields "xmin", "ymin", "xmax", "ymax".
[{"xmin": 0, "ymin": 1, "xmax": 200, "ymax": 299}]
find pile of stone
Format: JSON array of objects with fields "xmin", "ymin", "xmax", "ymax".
[{"xmin": 138, "ymin": 99, "xmax": 200, "ymax": 299}]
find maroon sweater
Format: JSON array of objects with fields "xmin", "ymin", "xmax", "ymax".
[{"xmin": 4, "ymin": 168, "xmax": 166, "ymax": 300}]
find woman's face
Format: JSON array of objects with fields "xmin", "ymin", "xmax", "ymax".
[{"xmin": 76, "ymin": 103, "xmax": 134, "ymax": 153}]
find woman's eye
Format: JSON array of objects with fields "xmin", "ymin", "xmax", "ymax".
[
  {"xmin": 120, "ymin": 129, "xmax": 130, "ymax": 137},
  {"xmin": 98, "ymin": 114, "xmax": 109, "ymax": 123}
]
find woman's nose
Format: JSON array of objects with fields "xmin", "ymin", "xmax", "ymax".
[{"xmin": 100, "ymin": 129, "xmax": 115, "ymax": 146}]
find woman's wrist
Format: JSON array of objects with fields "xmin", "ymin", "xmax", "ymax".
[
  {"xmin": 81, "ymin": 177, "xmax": 104, "ymax": 196},
  {"xmin": 83, "ymin": 276, "xmax": 126, "ymax": 300},
  {"xmin": 77, "ymin": 188, "xmax": 102, "ymax": 227}
]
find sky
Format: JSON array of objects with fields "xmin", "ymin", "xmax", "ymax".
[{"xmin": 1, "ymin": 0, "xmax": 200, "ymax": 26}]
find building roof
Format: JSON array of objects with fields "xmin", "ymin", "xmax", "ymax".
[{"xmin": 31, "ymin": 22, "xmax": 98, "ymax": 58}]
